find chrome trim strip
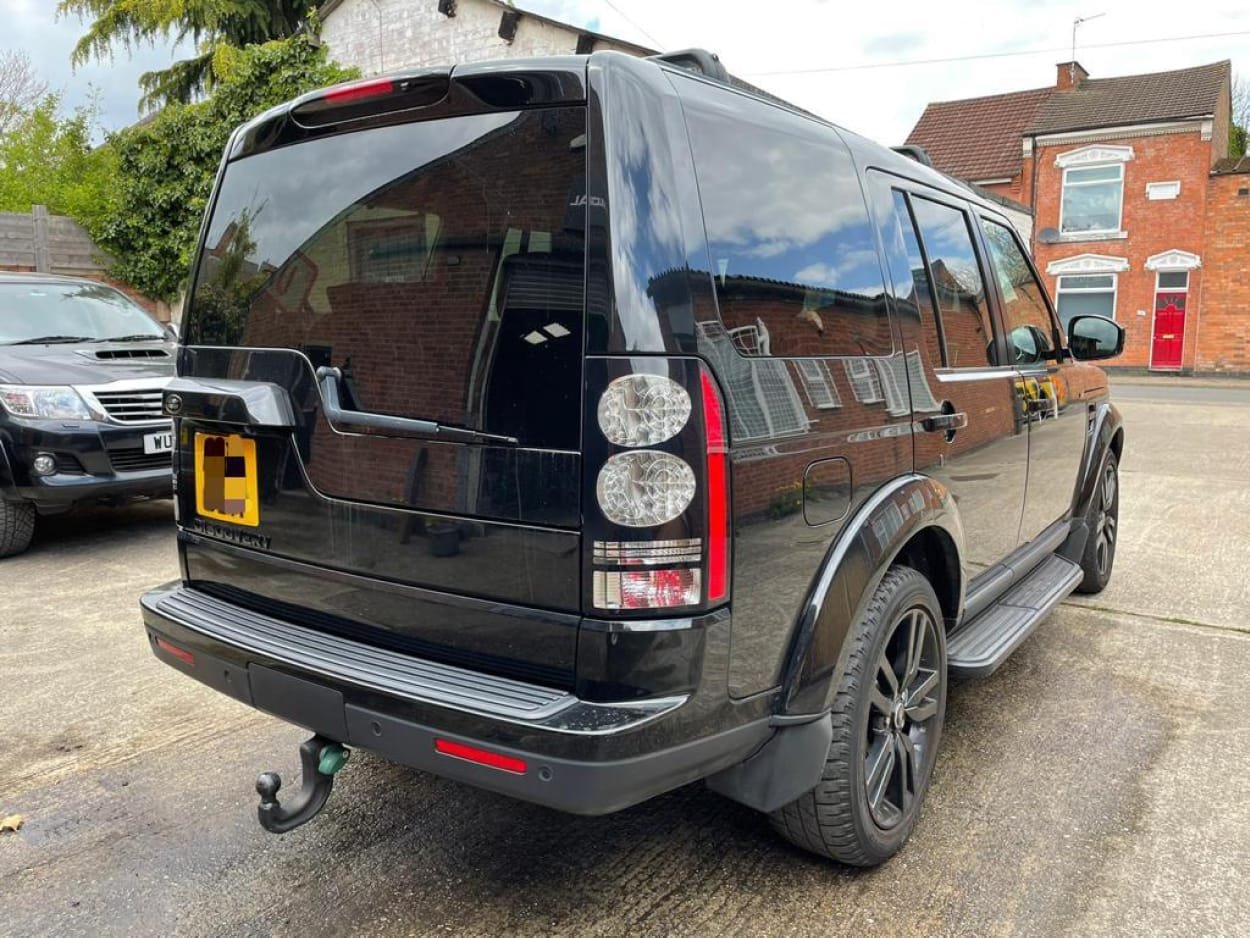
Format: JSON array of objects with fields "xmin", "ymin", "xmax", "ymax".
[
  {"xmin": 934, "ymin": 367, "xmax": 1018, "ymax": 383},
  {"xmin": 153, "ymin": 587, "xmax": 687, "ymax": 735}
]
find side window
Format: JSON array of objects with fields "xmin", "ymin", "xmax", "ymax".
[
  {"xmin": 682, "ymin": 87, "xmax": 891, "ymax": 357},
  {"xmin": 908, "ymin": 197, "xmax": 996, "ymax": 369},
  {"xmin": 980, "ymin": 220, "xmax": 1058, "ymax": 366}
]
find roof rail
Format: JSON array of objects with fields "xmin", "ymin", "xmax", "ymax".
[
  {"xmin": 648, "ymin": 49, "xmax": 729, "ymax": 83},
  {"xmin": 891, "ymin": 145, "xmax": 934, "ymax": 167}
]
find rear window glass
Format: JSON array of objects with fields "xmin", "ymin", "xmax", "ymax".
[
  {"xmin": 186, "ymin": 106, "xmax": 587, "ymax": 449},
  {"xmin": 680, "ymin": 82, "xmax": 891, "ymax": 358}
]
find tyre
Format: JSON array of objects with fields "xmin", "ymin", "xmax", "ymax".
[
  {"xmin": 0, "ymin": 498, "xmax": 35, "ymax": 558},
  {"xmin": 1075, "ymin": 450, "xmax": 1119, "ymax": 594},
  {"xmin": 770, "ymin": 566, "xmax": 947, "ymax": 866}
]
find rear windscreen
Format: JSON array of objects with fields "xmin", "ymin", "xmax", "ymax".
[{"xmin": 186, "ymin": 107, "xmax": 587, "ymax": 449}]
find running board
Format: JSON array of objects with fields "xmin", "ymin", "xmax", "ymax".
[{"xmin": 948, "ymin": 554, "xmax": 1082, "ymax": 678}]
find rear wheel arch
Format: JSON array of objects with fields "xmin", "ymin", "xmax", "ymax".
[
  {"xmin": 777, "ymin": 474, "xmax": 965, "ymax": 717},
  {"xmin": 891, "ymin": 526, "xmax": 961, "ymax": 630}
]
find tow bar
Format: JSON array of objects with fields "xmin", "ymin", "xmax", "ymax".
[{"xmin": 255, "ymin": 735, "xmax": 351, "ymax": 834}]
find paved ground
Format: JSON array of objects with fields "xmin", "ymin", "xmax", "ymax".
[{"xmin": 3, "ymin": 380, "xmax": 1248, "ymax": 937}]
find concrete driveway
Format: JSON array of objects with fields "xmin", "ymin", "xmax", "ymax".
[{"xmin": 2, "ymin": 380, "xmax": 1248, "ymax": 937}]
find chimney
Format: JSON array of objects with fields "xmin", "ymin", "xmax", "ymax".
[{"xmin": 1056, "ymin": 61, "xmax": 1089, "ymax": 91}]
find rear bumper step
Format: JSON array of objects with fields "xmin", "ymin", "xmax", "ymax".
[
  {"xmin": 142, "ymin": 585, "xmax": 684, "ymax": 735},
  {"xmin": 141, "ymin": 583, "xmax": 770, "ymax": 815},
  {"xmin": 948, "ymin": 554, "xmax": 1082, "ymax": 679}
]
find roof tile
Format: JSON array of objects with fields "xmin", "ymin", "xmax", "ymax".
[{"xmin": 906, "ymin": 87, "xmax": 1053, "ymax": 182}]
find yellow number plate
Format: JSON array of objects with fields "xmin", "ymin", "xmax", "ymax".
[{"xmin": 194, "ymin": 433, "xmax": 260, "ymax": 527}]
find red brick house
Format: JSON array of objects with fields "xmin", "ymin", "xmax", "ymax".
[{"xmin": 908, "ymin": 60, "xmax": 1250, "ymax": 373}]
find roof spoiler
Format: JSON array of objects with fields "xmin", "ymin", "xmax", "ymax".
[
  {"xmin": 891, "ymin": 144, "xmax": 934, "ymax": 167},
  {"xmin": 648, "ymin": 49, "xmax": 729, "ymax": 83}
]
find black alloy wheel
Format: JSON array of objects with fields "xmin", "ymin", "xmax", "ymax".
[
  {"xmin": 770, "ymin": 566, "xmax": 947, "ymax": 866},
  {"xmin": 1077, "ymin": 450, "xmax": 1119, "ymax": 593},
  {"xmin": 865, "ymin": 607, "xmax": 943, "ymax": 829}
]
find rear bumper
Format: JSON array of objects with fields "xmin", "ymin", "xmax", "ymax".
[{"xmin": 141, "ymin": 583, "xmax": 771, "ymax": 814}]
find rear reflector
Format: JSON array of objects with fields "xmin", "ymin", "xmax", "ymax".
[
  {"xmin": 700, "ymin": 368, "xmax": 729, "ymax": 603},
  {"xmin": 155, "ymin": 636, "xmax": 195, "ymax": 666},
  {"xmin": 434, "ymin": 738, "xmax": 527, "ymax": 775},
  {"xmin": 322, "ymin": 77, "xmax": 396, "ymax": 104}
]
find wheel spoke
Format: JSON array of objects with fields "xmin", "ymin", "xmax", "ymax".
[
  {"xmin": 895, "ymin": 734, "xmax": 914, "ymax": 810},
  {"xmin": 905, "ymin": 670, "xmax": 940, "ymax": 722},
  {"xmin": 870, "ymin": 685, "xmax": 893, "ymax": 717},
  {"xmin": 878, "ymin": 650, "xmax": 899, "ymax": 696},
  {"xmin": 1103, "ymin": 468, "xmax": 1117, "ymax": 508},
  {"xmin": 903, "ymin": 610, "xmax": 924, "ymax": 685},
  {"xmin": 1105, "ymin": 514, "xmax": 1117, "ymax": 541},
  {"xmin": 866, "ymin": 737, "xmax": 895, "ymax": 812}
]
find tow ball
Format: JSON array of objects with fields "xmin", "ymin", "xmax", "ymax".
[{"xmin": 255, "ymin": 735, "xmax": 351, "ymax": 834}]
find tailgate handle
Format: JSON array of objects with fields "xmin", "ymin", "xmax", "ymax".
[
  {"xmin": 163, "ymin": 377, "xmax": 296, "ymax": 428},
  {"xmin": 316, "ymin": 367, "xmax": 518, "ymax": 445}
]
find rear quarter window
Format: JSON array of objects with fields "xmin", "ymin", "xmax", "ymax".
[{"xmin": 677, "ymin": 79, "xmax": 891, "ymax": 360}]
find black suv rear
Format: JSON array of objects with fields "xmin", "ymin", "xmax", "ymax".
[{"xmin": 142, "ymin": 52, "xmax": 1125, "ymax": 864}]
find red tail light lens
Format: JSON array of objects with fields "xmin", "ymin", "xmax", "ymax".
[{"xmin": 700, "ymin": 368, "xmax": 730, "ymax": 604}]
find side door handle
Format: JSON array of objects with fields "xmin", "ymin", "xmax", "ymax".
[{"xmin": 921, "ymin": 412, "xmax": 968, "ymax": 434}]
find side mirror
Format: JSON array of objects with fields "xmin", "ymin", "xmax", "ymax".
[
  {"xmin": 1067, "ymin": 315, "xmax": 1124, "ymax": 361},
  {"xmin": 1009, "ymin": 324, "xmax": 1055, "ymax": 365},
  {"xmin": 164, "ymin": 323, "xmax": 179, "ymax": 342}
]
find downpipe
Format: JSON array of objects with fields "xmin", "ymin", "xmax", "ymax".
[{"xmin": 255, "ymin": 735, "xmax": 351, "ymax": 834}]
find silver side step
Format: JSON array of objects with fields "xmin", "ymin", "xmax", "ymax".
[
  {"xmin": 151, "ymin": 587, "xmax": 686, "ymax": 735},
  {"xmin": 948, "ymin": 554, "xmax": 1083, "ymax": 679}
]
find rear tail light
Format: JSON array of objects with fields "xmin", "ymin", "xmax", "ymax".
[{"xmin": 588, "ymin": 360, "xmax": 730, "ymax": 613}]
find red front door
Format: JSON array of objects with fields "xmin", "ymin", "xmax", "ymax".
[{"xmin": 1151, "ymin": 293, "xmax": 1186, "ymax": 370}]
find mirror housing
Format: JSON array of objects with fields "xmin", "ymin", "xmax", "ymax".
[{"xmin": 1067, "ymin": 315, "xmax": 1124, "ymax": 361}]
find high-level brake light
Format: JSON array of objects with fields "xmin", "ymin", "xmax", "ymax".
[{"xmin": 321, "ymin": 77, "xmax": 396, "ymax": 104}]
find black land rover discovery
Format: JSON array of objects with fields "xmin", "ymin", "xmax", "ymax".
[
  {"xmin": 1, "ymin": 273, "xmax": 175, "ymax": 557},
  {"xmin": 142, "ymin": 51, "xmax": 1125, "ymax": 864}
]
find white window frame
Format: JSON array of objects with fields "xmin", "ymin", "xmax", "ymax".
[
  {"xmin": 1059, "ymin": 163, "xmax": 1126, "ymax": 236},
  {"xmin": 1154, "ymin": 270, "xmax": 1189, "ymax": 294},
  {"xmin": 875, "ymin": 358, "xmax": 911, "ymax": 417},
  {"xmin": 1056, "ymin": 273, "xmax": 1119, "ymax": 323},
  {"xmin": 793, "ymin": 359, "xmax": 841, "ymax": 409},
  {"xmin": 844, "ymin": 359, "xmax": 884, "ymax": 404}
]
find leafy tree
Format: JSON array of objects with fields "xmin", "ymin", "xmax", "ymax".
[
  {"xmin": 0, "ymin": 93, "xmax": 118, "ymax": 233},
  {"xmin": 58, "ymin": 0, "xmax": 318, "ymax": 109},
  {"xmin": 0, "ymin": 50, "xmax": 50, "ymax": 135},
  {"xmin": 95, "ymin": 34, "xmax": 356, "ymax": 301}
]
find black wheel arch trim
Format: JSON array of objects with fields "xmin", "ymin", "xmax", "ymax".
[
  {"xmin": 1073, "ymin": 401, "xmax": 1124, "ymax": 522},
  {"xmin": 775, "ymin": 473, "xmax": 965, "ymax": 718}
]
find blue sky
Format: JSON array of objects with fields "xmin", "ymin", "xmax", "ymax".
[{"xmin": 4, "ymin": 0, "xmax": 1248, "ymax": 144}]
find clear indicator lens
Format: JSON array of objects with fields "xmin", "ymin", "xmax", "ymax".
[
  {"xmin": 597, "ymin": 374, "xmax": 691, "ymax": 447},
  {"xmin": 596, "ymin": 450, "xmax": 696, "ymax": 528}
]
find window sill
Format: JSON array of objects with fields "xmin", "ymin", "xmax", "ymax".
[{"xmin": 1053, "ymin": 230, "xmax": 1128, "ymax": 243}]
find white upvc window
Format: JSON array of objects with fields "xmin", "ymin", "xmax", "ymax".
[
  {"xmin": 1060, "ymin": 163, "xmax": 1125, "ymax": 235},
  {"xmin": 793, "ymin": 359, "xmax": 841, "ymax": 409},
  {"xmin": 1055, "ymin": 273, "xmax": 1117, "ymax": 329},
  {"xmin": 844, "ymin": 359, "xmax": 884, "ymax": 404}
]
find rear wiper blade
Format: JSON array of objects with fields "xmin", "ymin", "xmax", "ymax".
[
  {"xmin": 95, "ymin": 334, "xmax": 165, "ymax": 342},
  {"xmin": 6, "ymin": 335, "xmax": 95, "ymax": 345},
  {"xmin": 316, "ymin": 366, "xmax": 519, "ymax": 445}
]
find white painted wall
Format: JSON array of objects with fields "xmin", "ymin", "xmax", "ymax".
[{"xmin": 322, "ymin": 0, "xmax": 642, "ymax": 75}]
